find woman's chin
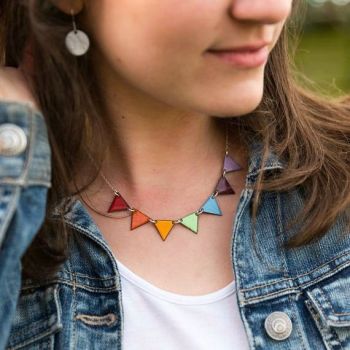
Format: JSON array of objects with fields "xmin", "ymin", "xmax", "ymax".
[
  {"xmin": 197, "ymin": 80, "xmax": 264, "ymax": 117},
  {"xmin": 211, "ymin": 93, "xmax": 264, "ymax": 118}
]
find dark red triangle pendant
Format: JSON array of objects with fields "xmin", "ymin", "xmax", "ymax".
[
  {"xmin": 108, "ymin": 194, "xmax": 129, "ymax": 213},
  {"xmin": 216, "ymin": 176, "xmax": 235, "ymax": 195}
]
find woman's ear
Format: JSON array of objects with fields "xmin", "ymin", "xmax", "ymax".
[{"xmin": 49, "ymin": 0, "xmax": 84, "ymax": 15}]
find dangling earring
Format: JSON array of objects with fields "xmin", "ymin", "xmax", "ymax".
[{"xmin": 65, "ymin": 8, "xmax": 90, "ymax": 56}]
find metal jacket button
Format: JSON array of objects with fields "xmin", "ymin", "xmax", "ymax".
[
  {"xmin": 0, "ymin": 123, "xmax": 27, "ymax": 156},
  {"xmin": 264, "ymin": 311, "xmax": 292, "ymax": 341}
]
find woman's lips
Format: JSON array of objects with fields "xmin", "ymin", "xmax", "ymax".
[{"xmin": 206, "ymin": 45, "xmax": 269, "ymax": 68}]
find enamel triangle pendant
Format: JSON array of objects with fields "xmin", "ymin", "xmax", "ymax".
[
  {"xmin": 131, "ymin": 210, "xmax": 150, "ymax": 230},
  {"xmin": 224, "ymin": 154, "xmax": 241, "ymax": 173},
  {"xmin": 154, "ymin": 220, "xmax": 174, "ymax": 241},
  {"xmin": 180, "ymin": 213, "xmax": 199, "ymax": 233},
  {"xmin": 108, "ymin": 194, "xmax": 129, "ymax": 212},
  {"xmin": 201, "ymin": 196, "xmax": 222, "ymax": 215},
  {"xmin": 216, "ymin": 177, "xmax": 235, "ymax": 195}
]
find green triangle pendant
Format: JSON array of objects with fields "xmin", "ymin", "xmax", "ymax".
[{"xmin": 180, "ymin": 213, "xmax": 198, "ymax": 233}]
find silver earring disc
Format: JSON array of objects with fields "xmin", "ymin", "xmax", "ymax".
[{"xmin": 65, "ymin": 30, "xmax": 90, "ymax": 56}]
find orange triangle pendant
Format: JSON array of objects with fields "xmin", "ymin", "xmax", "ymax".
[
  {"xmin": 154, "ymin": 220, "xmax": 174, "ymax": 241},
  {"xmin": 131, "ymin": 210, "xmax": 150, "ymax": 230}
]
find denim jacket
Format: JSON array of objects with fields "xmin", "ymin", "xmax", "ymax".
[{"xmin": 1, "ymin": 101, "xmax": 350, "ymax": 350}]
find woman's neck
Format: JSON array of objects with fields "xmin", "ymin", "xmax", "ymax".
[
  {"xmin": 102, "ymin": 112, "xmax": 228, "ymax": 207},
  {"xmin": 75, "ymin": 62, "xmax": 248, "ymax": 214}
]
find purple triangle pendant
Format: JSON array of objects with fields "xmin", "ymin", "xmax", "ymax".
[{"xmin": 224, "ymin": 154, "xmax": 241, "ymax": 173}]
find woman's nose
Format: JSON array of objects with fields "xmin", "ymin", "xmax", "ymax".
[{"xmin": 229, "ymin": 0, "xmax": 292, "ymax": 24}]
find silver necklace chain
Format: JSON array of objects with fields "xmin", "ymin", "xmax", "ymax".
[{"xmin": 85, "ymin": 121, "xmax": 229, "ymax": 223}]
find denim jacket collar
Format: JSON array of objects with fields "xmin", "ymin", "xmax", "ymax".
[{"xmin": 246, "ymin": 138, "xmax": 285, "ymax": 183}]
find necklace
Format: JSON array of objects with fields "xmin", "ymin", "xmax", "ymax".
[{"xmin": 86, "ymin": 122, "xmax": 242, "ymax": 241}]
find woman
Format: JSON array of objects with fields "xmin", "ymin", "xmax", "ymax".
[{"xmin": 0, "ymin": 0, "xmax": 349, "ymax": 349}]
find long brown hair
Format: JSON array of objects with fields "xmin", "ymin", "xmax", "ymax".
[{"xmin": 1, "ymin": 0, "xmax": 349, "ymax": 281}]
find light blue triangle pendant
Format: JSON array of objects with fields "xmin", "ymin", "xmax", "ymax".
[{"xmin": 201, "ymin": 196, "xmax": 222, "ymax": 215}]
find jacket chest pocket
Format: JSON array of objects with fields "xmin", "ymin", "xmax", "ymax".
[
  {"xmin": 304, "ymin": 267, "xmax": 350, "ymax": 350},
  {"xmin": 6, "ymin": 284, "xmax": 63, "ymax": 350}
]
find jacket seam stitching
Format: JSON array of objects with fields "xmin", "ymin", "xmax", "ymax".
[
  {"xmin": 242, "ymin": 260, "xmax": 350, "ymax": 303},
  {"xmin": 240, "ymin": 249, "xmax": 350, "ymax": 292}
]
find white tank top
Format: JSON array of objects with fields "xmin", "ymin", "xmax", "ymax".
[{"xmin": 115, "ymin": 257, "xmax": 250, "ymax": 350}]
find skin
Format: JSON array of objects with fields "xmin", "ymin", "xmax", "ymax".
[
  {"xmin": 49, "ymin": 0, "xmax": 293, "ymax": 294},
  {"xmin": 53, "ymin": 0, "xmax": 292, "ymax": 202}
]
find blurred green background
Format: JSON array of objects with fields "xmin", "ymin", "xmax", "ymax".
[{"xmin": 294, "ymin": 0, "xmax": 350, "ymax": 96}]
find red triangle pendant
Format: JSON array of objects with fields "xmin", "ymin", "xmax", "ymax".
[{"xmin": 108, "ymin": 194, "xmax": 129, "ymax": 213}]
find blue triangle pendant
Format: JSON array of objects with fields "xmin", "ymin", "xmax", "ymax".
[{"xmin": 201, "ymin": 196, "xmax": 222, "ymax": 215}]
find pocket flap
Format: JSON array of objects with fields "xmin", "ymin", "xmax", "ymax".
[
  {"xmin": 6, "ymin": 284, "xmax": 63, "ymax": 349},
  {"xmin": 306, "ymin": 273, "xmax": 350, "ymax": 328}
]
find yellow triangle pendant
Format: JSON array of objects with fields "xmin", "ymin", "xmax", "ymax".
[{"xmin": 154, "ymin": 220, "xmax": 174, "ymax": 241}]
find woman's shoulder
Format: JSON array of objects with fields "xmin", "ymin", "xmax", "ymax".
[{"xmin": 0, "ymin": 66, "xmax": 42, "ymax": 115}]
